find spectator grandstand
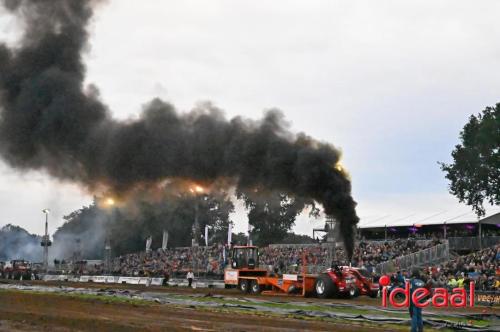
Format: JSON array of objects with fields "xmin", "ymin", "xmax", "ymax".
[{"xmin": 92, "ymin": 237, "xmax": 442, "ymax": 278}]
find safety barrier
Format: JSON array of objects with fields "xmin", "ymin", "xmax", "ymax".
[
  {"xmin": 39, "ymin": 274, "xmax": 226, "ymax": 288},
  {"xmin": 448, "ymin": 236, "xmax": 500, "ymax": 251},
  {"xmin": 375, "ymin": 242, "xmax": 450, "ymax": 274},
  {"xmin": 42, "ymin": 274, "xmax": 164, "ymax": 285}
]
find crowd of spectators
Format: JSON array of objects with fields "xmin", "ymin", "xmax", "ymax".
[
  {"xmin": 385, "ymin": 245, "xmax": 500, "ymax": 292},
  {"xmin": 3, "ymin": 236, "xmax": 498, "ymax": 294},
  {"xmin": 352, "ymin": 237, "xmax": 442, "ymax": 269},
  {"xmin": 429, "ymin": 245, "xmax": 499, "ymax": 291},
  {"xmin": 110, "ymin": 245, "xmax": 225, "ymax": 278},
  {"xmin": 57, "ymin": 236, "xmax": 499, "ymax": 294},
  {"xmin": 257, "ymin": 237, "xmax": 441, "ymax": 274},
  {"xmin": 104, "ymin": 237, "xmax": 441, "ymax": 277}
]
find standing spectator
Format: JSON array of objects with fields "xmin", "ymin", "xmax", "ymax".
[
  {"xmin": 409, "ymin": 268, "xmax": 425, "ymax": 332},
  {"xmin": 186, "ymin": 269, "xmax": 194, "ymax": 288}
]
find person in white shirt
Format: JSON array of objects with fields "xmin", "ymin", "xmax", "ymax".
[{"xmin": 186, "ymin": 270, "xmax": 194, "ymax": 287}]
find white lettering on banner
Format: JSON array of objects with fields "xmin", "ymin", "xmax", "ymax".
[
  {"xmin": 93, "ymin": 276, "xmax": 106, "ymax": 283},
  {"xmin": 151, "ymin": 278, "xmax": 164, "ymax": 286},
  {"xmin": 105, "ymin": 276, "xmax": 117, "ymax": 283}
]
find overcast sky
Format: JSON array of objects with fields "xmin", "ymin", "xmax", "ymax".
[{"xmin": 1, "ymin": 0, "xmax": 499, "ymax": 236}]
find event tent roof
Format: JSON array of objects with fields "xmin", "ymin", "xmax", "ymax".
[{"xmin": 358, "ymin": 209, "xmax": 500, "ymax": 229}]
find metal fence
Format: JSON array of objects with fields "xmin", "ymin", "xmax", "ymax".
[
  {"xmin": 448, "ymin": 236, "xmax": 500, "ymax": 251},
  {"xmin": 375, "ymin": 242, "xmax": 450, "ymax": 274}
]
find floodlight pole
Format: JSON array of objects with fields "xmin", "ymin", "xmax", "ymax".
[
  {"xmin": 192, "ymin": 197, "xmax": 202, "ymax": 278},
  {"xmin": 478, "ymin": 217, "xmax": 482, "ymax": 250},
  {"xmin": 42, "ymin": 209, "xmax": 50, "ymax": 274}
]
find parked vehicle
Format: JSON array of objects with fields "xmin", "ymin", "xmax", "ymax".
[{"xmin": 3, "ymin": 260, "xmax": 32, "ymax": 280}]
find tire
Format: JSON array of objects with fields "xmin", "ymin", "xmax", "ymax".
[
  {"xmin": 348, "ymin": 287, "xmax": 359, "ymax": 298},
  {"xmin": 369, "ymin": 290, "xmax": 378, "ymax": 298},
  {"xmin": 250, "ymin": 280, "xmax": 261, "ymax": 294},
  {"xmin": 238, "ymin": 279, "xmax": 249, "ymax": 293},
  {"xmin": 315, "ymin": 274, "xmax": 336, "ymax": 299}
]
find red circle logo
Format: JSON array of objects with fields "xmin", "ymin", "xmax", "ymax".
[{"xmin": 379, "ymin": 275, "xmax": 390, "ymax": 286}]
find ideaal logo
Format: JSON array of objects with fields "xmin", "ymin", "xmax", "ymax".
[{"xmin": 378, "ymin": 275, "xmax": 475, "ymax": 308}]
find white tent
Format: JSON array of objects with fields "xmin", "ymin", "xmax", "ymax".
[{"xmin": 358, "ymin": 209, "xmax": 500, "ymax": 229}]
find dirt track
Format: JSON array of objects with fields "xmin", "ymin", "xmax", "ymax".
[
  {"xmin": 0, "ymin": 280, "xmax": 497, "ymax": 331},
  {"xmin": 4, "ymin": 279, "xmax": 496, "ymax": 315},
  {"xmin": 0, "ymin": 289, "xmax": 396, "ymax": 332}
]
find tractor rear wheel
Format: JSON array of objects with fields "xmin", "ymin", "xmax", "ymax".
[
  {"xmin": 238, "ymin": 279, "xmax": 249, "ymax": 293},
  {"xmin": 250, "ymin": 280, "xmax": 261, "ymax": 294},
  {"xmin": 315, "ymin": 274, "xmax": 336, "ymax": 299}
]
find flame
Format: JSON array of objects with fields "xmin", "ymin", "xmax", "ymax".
[
  {"xmin": 190, "ymin": 185, "xmax": 204, "ymax": 194},
  {"xmin": 333, "ymin": 161, "xmax": 351, "ymax": 181}
]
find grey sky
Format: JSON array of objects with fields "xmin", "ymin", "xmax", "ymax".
[{"xmin": 1, "ymin": 0, "xmax": 499, "ymax": 236}]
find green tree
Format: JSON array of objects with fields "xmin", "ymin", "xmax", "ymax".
[
  {"xmin": 230, "ymin": 232, "xmax": 248, "ymax": 246},
  {"xmin": 53, "ymin": 191, "xmax": 234, "ymax": 258},
  {"xmin": 279, "ymin": 232, "xmax": 315, "ymax": 244},
  {"xmin": 108, "ymin": 191, "xmax": 234, "ymax": 255},
  {"xmin": 440, "ymin": 104, "xmax": 500, "ymax": 216},
  {"xmin": 238, "ymin": 190, "xmax": 319, "ymax": 246}
]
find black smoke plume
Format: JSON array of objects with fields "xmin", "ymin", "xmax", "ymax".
[{"xmin": 0, "ymin": 0, "xmax": 359, "ymax": 258}]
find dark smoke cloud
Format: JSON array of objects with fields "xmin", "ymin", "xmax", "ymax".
[
  {"xmin": 0, "ymin": 224, "xmax": 42, "ymax": 262},
  {"xmin": 0, "ymin": 0, "xmax": 359, "ymax": 258}
]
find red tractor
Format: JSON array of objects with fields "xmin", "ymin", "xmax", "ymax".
[
  {"xmin": 3, "ymin": 260, "xmax": 32, "ymax": 280},
  {"xmin": 314, "ymin": 264, "xmax": 358, "ymax": 299}
]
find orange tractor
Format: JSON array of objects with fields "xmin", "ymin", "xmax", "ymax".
[{"xmin": 224, "ymin": 245, "xmax": 361, "ymax": 298}]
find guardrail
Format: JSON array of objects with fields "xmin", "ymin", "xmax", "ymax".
[
  {"xmin": 375, "ymin": 242, "xmax": 450, "ymax": 274},
  {"xmin": 42, "ymin": 274, "xmax": 165, "ymax": 286},
  {"xmin": 448, "ymin": 236, "xmax": 500, "ymax": 251},
  {"xmin": 40, "ymin": 274, "xmax": 226, "ymax": 288}
]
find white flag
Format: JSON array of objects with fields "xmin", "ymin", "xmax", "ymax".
[
  {"xmin": 227, "ymin": 223, "xmax": 232, "ymax": 246},
  {"xmin": 162, "ymin": 230, "xmax": 168, "ymax": 250},
  {"xmin": 204, "ymin": 225, "xmax": 209, "ymax": 247},
  {"xmin": 248, "ymin": 223, "xmax": 253, "ymax": 246}
]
